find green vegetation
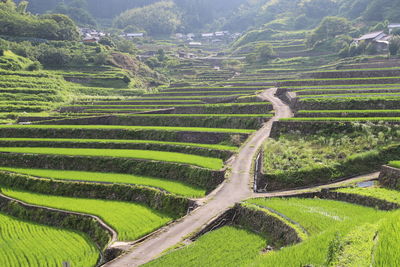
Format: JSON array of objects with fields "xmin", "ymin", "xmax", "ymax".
[
  {"xmin": 0, "ymin": 125, "xmax": 255, "ymax": 134},
  {"xmin": 374, "ymin": 211, "xmax": 400, "ymax": 267},
  {"xmin": 0, "ymin": 212, "xmax": 99, "ymax": 267},
  {"xmin": 1, "ymin": 188, "xmax": 173, "ymax": 241},
  {"xmin": 263, "ymin": 125, "xmax": 400, "ymax": 188},
  {"xmin": 246, "ymin": 198, "xmax": 389, "ymax": 266},
  {"xmin": 0, "ymin": 0, "xmax": 79, "ymax": 40},
  {"xmin": 284, "ymin": 117, "xmax": 400, "ymax": 122},
  {"xmin": 146, "ymin": 226, "xmax": 266, "ymax": 267},
  {"xmin": 335, "ymin": 187, "xmax": 400, "ymax": 204},
  {"xmin": 0, "ymin": 147, "xmax": 223, "ymax": 170},
  {"xmin": 389, "ymin": 161, "xmax": 400, "ymax": 168},
  {"xmin": 114, "ymin": 1, "xmax": 181, "ymax": 35},
  {"xmin": 298, "ymin": 110, "xmax": 400, "ymax": 114},
  {"xmin": 0, "ymin": 167, "xmax": 206, "ymax": 197},
  {"xmin": 0, "ymin": 138, "xmax": 238, "ymax": 151}
]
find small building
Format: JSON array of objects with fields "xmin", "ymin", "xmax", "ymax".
[
  {"xmin": 354, "ymin": 31, "xmax": 387, "ymax": 44},
  {"xmin": 389, "ymin": 24, "xmax": 400, "ymax": 34},
  {"xmin": 120, "ymin": 33, "xmax": 145, "ymax": 39},
  {"xmin": 178, "ymin": 51, "xmax": 196, "ymax": 59},
  {"xmin": 201, "ymin": 33, "xmax": 214, "ymax": 39},
  {"xmin": 230, "ymin": 32, "xmax": 242, "ymax": 39},
  {"xmin": 353, "ymin": 31, "xmax": 391, "ymax": 52},
  {"xmin": 211, "ymin": 39, "xmax": 223, "ymax": 44},
  {"xmin": 215, "ymin": 31, "xmax": 225, "ymax": 37},
  {"xmin": 189, "ymin": 42, "xmax": 202, "ymax": 47},
  {"xmin": 175, "ymin": 33, "xmax": 184, "ymax": 39}
]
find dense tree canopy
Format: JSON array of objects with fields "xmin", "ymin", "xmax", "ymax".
[
  {"xmin": 113, "ymin": 1, "xmax": 182, "ymax": 35},
  {"xmin": 0, "ymin": 0, "xmax": 79, "ymax": 40},
  {"xmin": 307, "ymin": 16, "xmax": 352, "ymax": 47}
]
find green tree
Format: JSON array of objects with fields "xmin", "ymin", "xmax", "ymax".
[
  {"xmin": 113, "ymin": 1, "xmax": 182, "ymax": 35},
  {"xmin": 257, "ymin": 43, "xmax": 275, "ymax": 62},
  {"xmin": 307, "ymin": 16, "xmax": 352, "ymax": 48},
  {"xmin": 99, "ymin": 37, "xmax": 115, "ymax": 47},
  {"xmin": 16, "ymin": 0, "xmax": 28, "ymax": 14}
]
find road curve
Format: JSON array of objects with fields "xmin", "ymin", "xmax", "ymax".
[{"xmin": 104, "ymin": 88, "xmax": 292, "ymax": 266}]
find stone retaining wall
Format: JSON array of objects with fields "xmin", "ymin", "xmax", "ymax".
[
  {"xmin": 379, "ymin": 165, "xmax": 400, "ymax": 190},
  {"xmin": 191, "ymin": 204, "xmax": 302, "ymax": 247}
]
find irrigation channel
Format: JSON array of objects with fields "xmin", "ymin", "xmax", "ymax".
[{"xmin": 104, "ymin": 88, "xmax": 379, "ymax": 266}]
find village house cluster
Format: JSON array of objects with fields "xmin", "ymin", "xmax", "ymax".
[
  {"xmin": 174, "ymin": 31, "xmax": 241, "ymax": 47},
  {"xmin": 79, "ymin": 28, "xmax": 145, "ymax": 43},
  {"xmin": 353, "ymin": 23, "xmax": 400, "ymax": 51}
]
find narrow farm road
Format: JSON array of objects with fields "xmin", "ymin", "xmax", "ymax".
[
  {"xmin": 104, "ymin": 88, "xmax": 291, "ymax": 267},
  {"xmin": 253, "ymin": 172, "xmax": 380, "ymax": 199}
]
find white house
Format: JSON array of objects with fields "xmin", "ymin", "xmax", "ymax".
[
  {"xmin": 201, "ymin": 33, "xmax": 214, "ymax": 38},
  {"xmin": 189, "ymin": 42, "xmax": 202, "ymax": 47},
  {"xmin": 120, "ymin": 33, "xmax": 144, "ymax": 39}
]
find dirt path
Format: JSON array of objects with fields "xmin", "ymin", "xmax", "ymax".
[{"xmin": 104, "ymin": 88, "xmax": 291, "ymax": 266}]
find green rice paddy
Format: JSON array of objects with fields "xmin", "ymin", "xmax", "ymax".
[
  {"xmin": 0, "ymin": 212, "xmax": 99, "ymax": 267},
  {"xmin": 1, "ymin": 188, "xmax": 173, "ymax": 241},
  {"xmin": 0, "ymin": 167, "xmax": 206, "ymax": 197},
  {"xmin": 0, "ymin": 147, "xmax": 224, "ymax": 170}
]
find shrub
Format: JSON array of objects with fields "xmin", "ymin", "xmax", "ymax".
[{"xmin": 27, "ymin": 61, "xmax": 42, "ymax": 71}]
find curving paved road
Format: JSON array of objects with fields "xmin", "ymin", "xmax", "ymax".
[{"xmin": 104, "ymin": 88, "xmax": 292, "ymax": 266}]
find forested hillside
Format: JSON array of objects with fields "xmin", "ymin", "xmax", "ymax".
[
  {"xmin": 16, "ymin": 0, "xmax": 400, "ymax": 34},
  {"xmin": 18, "ymin": 0, "xmax": 244, "ymax": 30}
]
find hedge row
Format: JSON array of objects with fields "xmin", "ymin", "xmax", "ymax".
[
  {"xmin": 295, "ymin": 99, "xmax": 400, "ymax": 110},
  {"xmin": 308, "ymin": 69, "xmax": 400, "ymax": 79},
  {"xmin": 0, "ymin": 171, "xmax": 193, "ymax": 217},
  {"xmin": 0, "ymin": 128, "xmax": 245, "ymax": 145},
  {"xmin": 173, "ymin": 104, "xmax": 272, "ymax": 114},
  {"xmin": 36, "ymin": 115, "xmax": 268, "ymax": 130},
  {"xmin": 258, "ymin": 144, "xmax": 400, "ymax": 191},
  {"xmin": 0, "ymin": 153, "xmax": 225, "ymax": 192},
  {"xmin": 0, "ymin": 140, "xmax": 234, "ymax": 161},
  {"xmin": 270, "ymin": 121, "xmax": 400, "ymax": 137},
  {"xmin": 294, "ymin": 111, "xmax": 400, "ymax": 118},
  {"xmin": 278, "ymin": 78, "xmax": 400, "ymax": 87}
]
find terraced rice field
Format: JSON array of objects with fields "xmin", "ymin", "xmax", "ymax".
[
  {"xmin": 147, "ymin": 197, "xmax": 395, "ymax": 266},
  {"xmin": 0, "ymin": 212, "xmax": 99, "ymax": 267},
  {"xmin": 0, "ymin": 147, "xmax": 224, "ymax": 170},
  {"xmin": 146, "ymin": 226, "xmax": 266, "ymax": 267},
  {"xmin": 245, "ymin": 198, "xmax": 392, "ymax": 266},
  {"xmin": 0, "ymin": 168, "xmax": 206, "ymax": 197},
  {"xmin": 278, "ymin": 67, "xmax": 400, "ymax": 122},
  {"xmin": 0, "ymin": 138, "xmax": 237, "ymax": 151},
  {"xmin": 1, "ymin": 188, "xmax": 174, "ymax": 241},
  {"xmin": 0, "ymin": 124, "xmax": 255, "ymax": 134},
  {"xmin": 335, "ymin": 186, "xmax": 400, "ymax": 204}
]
